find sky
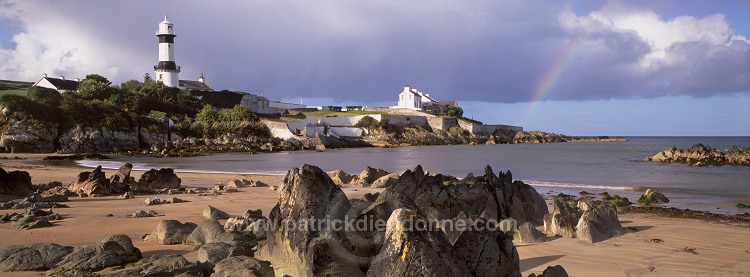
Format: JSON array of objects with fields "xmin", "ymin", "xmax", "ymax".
[{"xmin": 0, "ymin": 0, "xmax": 748, "ymax": 136}]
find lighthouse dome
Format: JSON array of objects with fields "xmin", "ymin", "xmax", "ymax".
[{"xmin": 157, "ymin": 15, "xmax": 175, "ymax": 35}]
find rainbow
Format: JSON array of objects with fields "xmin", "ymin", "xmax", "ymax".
[{"xmin": 523, "ymin": 35, "xmax": 588, "ymax": 121}]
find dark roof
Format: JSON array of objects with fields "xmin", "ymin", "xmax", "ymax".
[
  {"xmin": 42, "ymin": 77, "xmax": 79, "ymax": 91},
  {"xmin": 179, "ymin": 80, "xmax": 213, "ymax": 91}
]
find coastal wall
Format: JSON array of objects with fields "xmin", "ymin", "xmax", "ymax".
[
  {"xmin": 427, "ymin": 117, "xmax": 458, "ymax": 131},
  {"xmin": 262, "ymin": 120, "xmax": 296, "ymax": 140},
  {"xmin": 377, "ymin": 114, "xmax": 428, "ymax": 126},
  {"xmin": 458, "ymin": 119, "xmax": 523, "ymax": 135}
]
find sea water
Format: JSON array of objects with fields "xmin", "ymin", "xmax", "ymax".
[{"xmin": 78, "ymin": 137, "xmax": 750, "ymax": 214}]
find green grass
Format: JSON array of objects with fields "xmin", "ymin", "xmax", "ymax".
[
  {"xmin": 0, "ymin": 89, "xmax": 28, "ymax": 96},
  {"xmin": 304, "ymin": 110, "xmax": 384, "ymax": 117},
  {"xmin": 0, "ymin": 79, "xmax": 33, "ymax": 90}
]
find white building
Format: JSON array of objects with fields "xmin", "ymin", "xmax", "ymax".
[
  {"xmin": 397, "ymin": 85, "xmax": 423, "ymax": 110},
  {"xmin": 32, "ymin": 74, "xmax": 80, "ymax": 93},
  {"xmin": 154, "ymin": 16, "xmax": 180, "ymax": 87}
]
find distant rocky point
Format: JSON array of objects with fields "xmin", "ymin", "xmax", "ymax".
[{"xmin": 647, "ymin": 144, "xmax": 750, "ymax": 166}]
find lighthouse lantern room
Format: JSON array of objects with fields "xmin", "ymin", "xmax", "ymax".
[{"xmin": 154, "ymin": 16, "xmax": 180, "ymax": 87}]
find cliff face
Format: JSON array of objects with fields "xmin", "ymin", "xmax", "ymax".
[{"xmin": 0, "ymin": 122, "xmax": 58, "ymax": 153}]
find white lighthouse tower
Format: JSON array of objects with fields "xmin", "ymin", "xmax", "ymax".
[{"xmin": 154, "ymin": 16, "xmax": 180, "ymax": 87}]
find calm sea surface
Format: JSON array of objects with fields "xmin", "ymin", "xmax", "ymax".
[{"xmin": 79, "ymin": 137, "xmax": 750, "ymax": 214}]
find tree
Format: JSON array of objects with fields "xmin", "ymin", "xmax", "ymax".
[
  {"xmin": 84, "ymin": 74, "xmax": 110, "ymax": 85},
  {"xmin": 77, "ymin": 79, "xmax": 111, "ymax": 100},
  {"xmin": 26, "ymin": 86, "xmax": 62, "ymax": 106},
  {"xmin": 446, "ymin": 106, "xmax": 464, "ymax": 118}
]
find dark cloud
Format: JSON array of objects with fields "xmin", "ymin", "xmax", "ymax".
[{"xmin": 0, "ymin": 0, "xmax": 747, "ymax": 104}]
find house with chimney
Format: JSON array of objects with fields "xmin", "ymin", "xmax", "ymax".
[
  {"xmin": 396, "ymin": 85, "xmax": 454, "ymax": 115},
  {"xmin": 32, "ymin": 74, "xmax": 80, "ymax": 93}
]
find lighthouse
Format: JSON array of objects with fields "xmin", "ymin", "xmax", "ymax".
[{"xmin": 154, "ymin": 16, "xmax": 180, "ymax": 87}]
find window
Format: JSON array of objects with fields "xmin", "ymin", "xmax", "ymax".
[{"xmin": 159, "ymin": 74, "xmax": 163, "ymax": 80}]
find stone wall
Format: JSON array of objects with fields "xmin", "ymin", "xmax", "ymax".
[
  {"xmin": 427, "ymin": 117, "xmax": 458, "ymax": 131},
  {"xmin": 458, "ymin": 119, "xmax": 523, "ymax": 135},
  {"xmin": 240, "ymin": 94, "xmax": 286, "ymax": 115}
]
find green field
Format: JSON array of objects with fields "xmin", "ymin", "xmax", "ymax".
[
  {"xmin": 0, "ymin": 89, "xmax": 28, "ymax": 96},
  {"xmin": 0, "ymin": 80, "xmax": 32, "ymax": 97}
]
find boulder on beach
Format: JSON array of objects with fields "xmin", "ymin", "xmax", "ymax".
[
  {"xmin": 211, "ymin": 256, "xmax": 275, "ymax": 277},
  {"xmin": 196, "ymin": 241, "xmax": 257, "ymax": 274},
  {"xmin": 370, "ymin": 173, "xmax": 399, "ymax": 188},
  {"xmin": 0, "ymin": 167, "xmax": 35, "ymax": 202},
  {"xmin": 53, "ymin": 235, "xmax": 142, "ymax": 272},
  {"xmin": 544, "ymin": 199, "xmax": 582, "ymax": 238},
  {"xmin": 0, "ymin": 243, "xmax": 73, "ymax": 272},
  {"xmin": 528, "ymin": 265, "xmax": 570, "ymax": 277},
  {"xmin": 517, "ymin": 222, "xmax": 548, "ymax": 243},
  {"xmin": 106, "ymin": 254, "xmax": 199, "ymax": 276},
  {"xmin": 136, "ymin": 168, "xmax": 181, "ymax": 190},
  {"xmin": 108, "ymin": 163, "xmax": 136, "ymax": 194},
  {"xmin": 185, "ymin": 219, "xmax": 243, "ymax": 246},
  {"xmin": 203, "ymin": 205, "xmax": 230, "ymax": 220},
  {"xmin": 357, "ymin": 166, "xmax": 389, "ymax": 186},
  {"xmin": 326, "ymin": 169, "xmax": 358, "ymax": 185},
  {"xmin": 68, "ymin": 166, "xmax": 110, "ymax": 197},
  {"xmin": 638, "ymin": 189, "xmax": 670, "ymax": 205},
  {"xmin": 576, "ymin": 204, "xmax": 628, "ymax": 243},
  {"xmin": 144, "ymin": 220, "xmax": 198, "ymax": 245},
  {"xmin": 256, "ymin": 164, "xmax": 362, "ymax": 277}
]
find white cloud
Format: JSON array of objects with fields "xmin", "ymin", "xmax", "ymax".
[{"xmin": 0, "ymin": 0, "xmax": 747, "ymax": 102}]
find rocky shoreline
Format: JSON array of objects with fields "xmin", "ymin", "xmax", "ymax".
[
  {"xmin": 647, "ymin": 143, "xmax": 750, "ymax": 166},
  {"xmin": 1, "ymin": 119, "xmax": 626, "ymax": 156}
]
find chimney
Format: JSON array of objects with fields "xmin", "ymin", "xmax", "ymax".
[
  {"xmin": 198, "ymin": 73, "xmax": 205, "ymax": 83},
  {"xmin": 42, "ymin": 73, "xmax": 48, "ymax": 78},
  {"xmin": 59, "ymin": 76, "xmax": 65, "ymax": 80},
  {"xmin": 74, "ymin": 78, "xmax": 80, "ymax": 82}
]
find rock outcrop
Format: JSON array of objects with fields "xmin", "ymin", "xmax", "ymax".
[
  {"xmin": 0, "ymin": 167, "xmax": 34, "ymax": 202},
  {"xmin": 256, "ymin": 164, "xmax": 362, "ymax": 277},
  {"xmin": 106, "ymin": 254, "xmax": 199, "ymax": 276},
  {"xmin": 327, "ymin": 169, "xmax": 358, "ymax": 185},
  {"xmin": 357, "ymin": 166, "xmax": 389, "ymax": 186},
  {"xmin": 0, "ymin": 243, "xmax": 73, "ymax": 272},
  {"xmin": 576, "ymin": 204, "xmax": 627, "ymax": 243},
  {"xmin": 637, "ymin": 189, "xmax": 670, "ymax": 205},
  {"xmin": 366, "ymin": 165, "xmax": 547, "ymax": 227},
  {"xmin": 211, "ymin": 256, "xmax": 275, "ymax": 277},
  {"xmin": 543, "ymin": 199, "xmax": 581, "ymax": 238},
  {"xmin": 370, "ymin": 173, "xmax": 399, "ymax": 189},
  {"xmin": 203, "ymin": 205, "xmax": 230, "ymax": 220},
  {"xmin": 144, "ymin": 220, "xmax": 198, "ymax": 245},
  {"xmin": 135, "ymin": 168, "xmax": 181, "ymax": 190},
  {"xmin": 648, "ymin": 144, "xmax": 750, "ymax": 166},
  {"xmin": 68, "ymin": 166, "xmax": 110, "ymax": 197},
  {"xmin": 53, "ymin": 235, "xmax": 142, "ymax": 272},
  {"xmin": 108, "ymin": 163, "xmax": 136, "ymax": 193},
  {"xmin": 257, "ymin": 164, "xmax": 545, "ymax": 276},
  {"xmin": 517, "ymin": 222, "xmax": 547, "ymax": 243},
  {"xmin": 0, "ymin": 122, "xmax": 58, "ymax": 153}
]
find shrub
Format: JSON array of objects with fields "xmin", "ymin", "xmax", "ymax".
[
  {"xmin": 355, "ymin": 116, "xmax": 379, "ymax": 129},
  {"xmin": 0, "ymin": 94, "xmax": 59, "ymax": 127},
  {"xmin": 26, "ymin": 86, "xmax": 62, "ymax": 106}
]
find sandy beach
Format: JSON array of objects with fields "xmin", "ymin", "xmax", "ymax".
[{"xmin": 1, "ymin": 153, "xmax": 749, "ymax": 276}]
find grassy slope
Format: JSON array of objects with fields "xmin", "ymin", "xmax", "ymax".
[{"xmin": 0, "ymin": 80, "xmax": 33, "ymax": 97}]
